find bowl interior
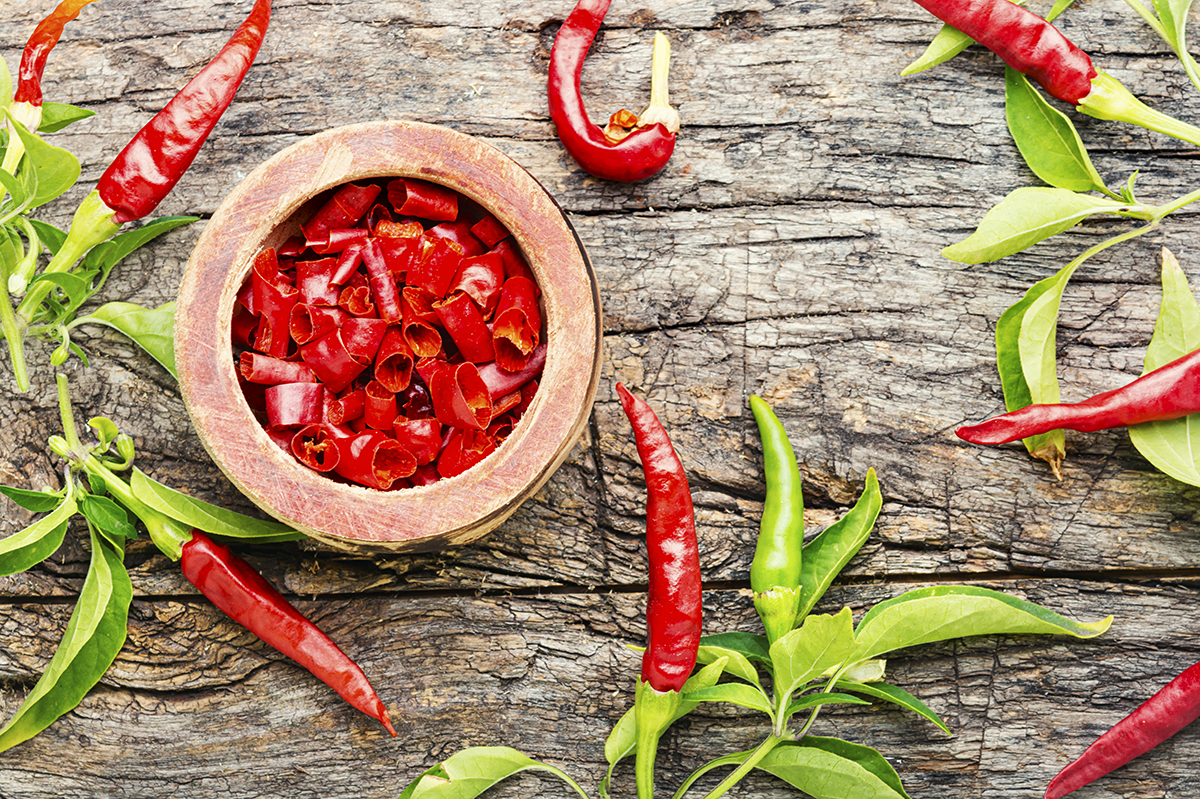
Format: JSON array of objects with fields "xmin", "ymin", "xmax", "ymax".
[{"xmin": 175, "ymin": 121, "xmax": 601, "ymax": 553}]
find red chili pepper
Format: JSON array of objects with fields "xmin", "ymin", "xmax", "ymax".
[
  {"xmin": 95, "ymin": 0, "xmax": 271, "ymax": 224},
  {"xmin": 548, "ymin": 0, "xmax": 681, "ymax": 182},
  {"xmin": 291, "ymin": 424, "xmax": 340, "ymax": 472},
  {"xmin": 178, "ymin": 530, "xmax": 396, "ymax": 735},
  {"xmin": 239, "ymin": 352, "xmax": 317, "ymax": 385},
  {"xmin": 264, "ymin": 382, "xmax": 324, "ymax": 428},
  {"xmin": 1045, "ymin": 660, "xmax": 1200, "ymax": 798},
  {"xmin": 615, "ymin": 383, "xmax": 701, "ymax": 693},
  {"xmin": 13, "ymin": 0, "xmax": 98, "ymax": 107},
  {"xmin": 957, "ymin": 347, "xmax": 1200, "ymax": 445},
  {"xmin": 434, "ymin": 291, "xmax": 496, "ymax": 364},
  {"xmin": 386, "ymin": 178, "xmax": 458, "ymax": 222},
  {"xmin": 492, "ymin": 276, "xmax": 542, "ymax": 372}
]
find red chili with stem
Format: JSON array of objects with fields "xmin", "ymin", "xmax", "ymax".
[
  {"xmin": 957, "ymin": 347, "xmax": 1200, "ymax": 446},
  {"xmin": 179, "ymin": 529, "xmax": 397, "ymax": 736},
  {"xmin": 616, "ymin": 383, "xmax": 701, "ymax": 693},
  {"xmin": 1045, "ymin": 660, "xmax": 1200, "ymax": 798},
  {"xmin": 13, "ymin": 0, "xmax": 99, "ymax": 107},
  {"xmin": 548, "ymin": 0, "xmax": 680, "ymax": 182}
]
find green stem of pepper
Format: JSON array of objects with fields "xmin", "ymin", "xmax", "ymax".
[
  {"xmin": 0, "ymin": 285, "xmax": 30, "ymax": 392},
  {"xmin": 1080, "ymin": 72, "xmax": 1200, "ymax": 147},
  {"xmin": 634, "ymin": 678, "xmax": 684, "ymax": 799},
  {"xmin": 697, "ymin": 732, "xmax": 791, "ymax": 799}
]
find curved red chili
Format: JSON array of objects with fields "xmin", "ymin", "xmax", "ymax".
[
  {"xmin": 1045, "ymin": 660, "xmax": 1200, "ymax": 798},
  {"xmin": 94, "ymin": 0, "xmax": 271, "ymax": 224},
  {"xmin": 548, "ymin": 0, "xmax": 680, "ymax": 182},
  {"xmin": 957, "ymin": 347, "xmax": 1200, "ymax": 445},
  {"xmin": 615, "ymin": 383, "xmax": 701, "ymax": 693},
  {"xmin": 13, "ymin": 0, "xmax": 98, "ymax": 106},
  {"xmin": 179, "ymin": 530, "xmax": 396, "ymax": 735}
]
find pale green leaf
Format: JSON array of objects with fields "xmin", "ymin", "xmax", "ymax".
[
  {"xmin": 400, "ymin": 746, "xmax": 587, "ymax": 799},
  {"xmin": 0, "ymin": 492, "xmax": 75, "ymax": 576},
  {"xmin": 1005, "ymin": 69, "xmax": 1109, "ymax": 193},
  {"xmin": 697, "ymin": 644, "xmax": 762, "ymax": 687},
  {"xmin": 771, "ymin": 607, "xmax": 855, "ymax": 704},
  {"xmin": 684, "ymin": 683, "xmax": 774, "ymax": 714},
  {"xmin": 130, "ymin": 468, "xmax": 304, "ymax": 543},
  {"xmin": 5, "ymin": 112, "xmax": 79, "ymax": 208},
  {"xmin": 74, "ymin": 301, "xmax": 177, "ymax": 379},
  {"xmin": 756, "ymin": 737, "xmax": 911, "ymax": 799},
  {"xmin": 797, "ymin": 469, "xmax": 881, "ymax": 619},
  {"xmin": 37, "ymin": 102, "xmax": 95, "ymax": 134},
  {"xmin": 783, "ymin": 692, "xmax": 871, "ymax": 717},
  {"xmin": 835, "ymin": 680, "xmax": 951, "ymax": 734}
]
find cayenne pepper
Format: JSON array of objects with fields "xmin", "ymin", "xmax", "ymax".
[
  {"xmin": 1045, "ymin": 660, "xmax": 1200, "ymax": 798},
  {"xmin": 909, "ymin": 0, "xmax": 1200, "ymax": 146},
  {"xmin": 548, "ymin": 0, "xmax": 680, "ymax": 182},
  {"xmin": 615, "ymin": 383, "xmax": 702, "ymax": 799},
  {"xmin": 956, "ymin": 347, "xmax": 1200, "ymax": 446},
  {"xmin": 7, "ymin": 0, "xmax": 98, "ymax": 141}
]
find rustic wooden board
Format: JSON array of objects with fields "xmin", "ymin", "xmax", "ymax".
[{"xmin": 2, "ymin": 0, "xmax": 1200, "ymax": 796}]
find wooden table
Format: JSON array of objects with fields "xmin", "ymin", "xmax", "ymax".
[{"xmin": 1, "ymin": 0, "xmax": 1199, "ymax": 796}]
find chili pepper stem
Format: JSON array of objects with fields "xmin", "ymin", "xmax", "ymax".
[
  {"xmin": 754, "ymin": 586, "xmax": 802, "ymax": 644},
  {"xmin": 1079, "ymin": 72, "xmax": 1200, "ymax": 147},
  {"xmin": 634, "ymin": 679, "xmax": 684, "ymax": 799},
  {"xmin": 0, "ymin": 289, "xmax": 31, "ymax": 392},
  {"xmin": 638, "ymin": 33, "xmax": 681, "ymax": 133},
  {"xmin": 698, "ymin": 733, "xmax": 791, "ymax": 799},
  {"xmin": 1, "ymin": 103, "xmax": 42, "ymax": 179}
]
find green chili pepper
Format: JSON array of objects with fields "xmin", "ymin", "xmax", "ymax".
[{"xmin": 748, "ymin": 395, "xmax": 805, "ymax": 644}]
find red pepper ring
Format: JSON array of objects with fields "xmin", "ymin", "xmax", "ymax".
[
  {"xmin": 433, "ymin": 291, "xmax": 496, "ymax": 365},
  {"xmin": 393, "ymin": 417, "xmax": 443, "ymax": 466},
  {"xmin": 289, "ymin": 304, "xmax": 347, "ymax": 346},
  {"xmin": 374, "ymin": 327, "xmax": 415, "ymax": 393},
  {"xmin": 548, "ymin": 0, "xmax": 680, "ymax": 182},
  {"xmin": 492, "ymin": 276, "xmax": 543, "ymax": 372},
  {"xmin": 333, "ymin": 430, "xmax": 417, "ymax": 489},
  {"xmin": 239, "ymin": 352, "xmax": 318, "ymax": 385},
  {"xmin": 430, "ymin": 362, "xmax": 492, "ymax": 430},
  {"xmin": 291, "ymin": 423, "xmax": 341, "ymax": 472},
  {"xmin": 265, "ymin": 382, "xmax": 325, "ymax": 428},
  {"xmin": 301, "ymin": 182, "xmax": 381, "ymax": 243},
  {"xmin": 300, "ymin": 329, "xmax": 370, "ymax": 394},
  {"xmin": 478, "ymin": 343, "xmax": 548, "ymax": 401},
  {"xmin": 386, "ymin": 178, "xmax": 459, "ymax": 222},
  {"xmin": 438, "ymin": 428, "xmax": 497, "ymax": 479}
]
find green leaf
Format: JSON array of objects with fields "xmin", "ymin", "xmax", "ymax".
[
  {"xmin": 797, "ymin": 468, "xmax": 881, "ymax": 619},
  {"xmin": 88, "ymin": 417, "xmax": 121, "ymax": 451},
  {"xmin": 5, "ymin": 112, "xmax": 79, "ymax": 208},
  {"xmin": 942, "ymin": 188, "xmax": 1128, "ymax": 264},
  {"xmin": 1129, "ymin": 248, "xmax": 1200, "ymax": 485},
  {"xmin": 853, "ymin": 585, "xmax": 1112, "ymax": 661},
  {"xmin": 0, "ymin": 522, "xmax": 131, "ymax": 754},
  {"xmin": 27, "ymin": 271, "xmax": 93, "ymax": 320},
  {"xmin": 37, "ymin": 102, "xmax": 96, "ymax": 134},
  {"xmin": 900, "ymin": 0, "xmax": 1027, "ymax": 76},
  {"xmin": 0, "ymin": 492, "xmax": 75, "ymax": 576},
  {"xmin": 697, "ymin": 643, "xmax": 763, "ymax": 687},
  {"xmin": 771, "ymin": 607, "xmax": 855, "ymax": 706},
  {"xmin": 130, "ymin": 469, "xmax": 304, "ymax": 543},
  {"xmin": 0, "ymin": 165, "xmax": 32, "ymax": 224},
  {"xmin": 74, "ymin": 301, "xmax": 177, "ymax": 379},
  {"xmin": 0, "ymin": 53, "xmax": 11, "ymax": 103},
  {"xmin": 1046, "ymin": 0, "xmax": 1078, "ymax": 21},
  {"xmin": 835, "ymin": 680, "xmax": 952, "ymax": 734},
  {"xmin": 0, "ymin": 224, "xmax": 21, "ymax": 282},
  {"xmin": 0, "ymin": 484, "xmax": 64, "ymax": 513},
  {"xmin": 77, "ymin": 494, "xmax": 138, "ymax": 541},
  {"xmin": 754, "ymin": 737, "xmax": 911, "ymax": 799},
  {"xmin": 400, "ymin": 746, "xmax": 588, "ymax": 799},
  {"xmin": 1004, "ymin": 68, "xmax": 1109, "ymax": 193},
  {"xmin": 85, "ymin": 216, "xmax": 197, "ymax": 276},
  {"xmin": 697, "ymin": 631, "xmax": 772, "ymax": 666},
  {"xmin": 783, "ymin": 692, "xmax": 871, "ymax": 717},
  {"xmin": 28, "ymin": 218, "xmax": 67, "ymax": 255},
  {"xmin": 684, "ymin": 683, "xmax": 774, "ymax": 714}
]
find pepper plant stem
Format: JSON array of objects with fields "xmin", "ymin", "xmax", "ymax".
[
  {"xmin": 1, "ymin": 291, "xmax": 30, "ymax": 392},
  {"xmin": 698, "ymin": 733, "xmax": 790, "ymax": 799}
]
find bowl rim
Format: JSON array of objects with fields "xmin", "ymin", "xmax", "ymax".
[{"xmin": 174, "ymin": 120, "xmax": 601, "ymax": 552}]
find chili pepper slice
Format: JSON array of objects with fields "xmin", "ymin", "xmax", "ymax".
[
  {"xmin": 289, "ymin": 304, "xmax": 347, "ymax": 346},
  {"xmin": 363, "ymin": 380, "xmax": 399, "ymax": 431},
  {"xmin": 548, "ymin": 0, "xmax": 680, "ymax": 182},
  {"xmin": 409, "ymin": 236, "xmax": 464, "ymax": 298},
  {"xmin": 449, "ymin": 252, "xmax": 506, "ymax": 318},
  {"xmin": 332, "ymin": 429, "xmax": 417, "ymax": 489},
  {"xmin": 393, "ymin": 418, "xmax": 442, "ymax": 466},
  {"xmin": 386, "ymin": 178, "xmax": 458, "ymax": 222},
  {"xmin": 490, "ymin": 239, "xmax": 538, "ymax": 288},
  {"xmin": 957, "ymin": 347, "xmax": 1200, "ymax": 445},
  {"xmin": 301, "ymin": 183, "xmax": 381, "ymax": 244},
  {"xmin": 1045, "ymin": 660, "xmax": 1200, "ymax": 798},
  {"xmin": 438, "ymin": 428, "xmax": 498, "ymax": 478},
  {"xmin": 469, "ymin": 213, "xmax": 509, "ymax": 248},
  {"xmin": 291, "ymin": 423, "xmax": 340, "ymax": 472},
  {"xmin": 327, "ymin": 388, "xmax": 366, "ymax": 425},
  {"xmin": 361, "ymin": 238, "xmax": 403, "ymax": 324},
  {"xmin": 295, "ymin": 257, "xmax": 341, "ymax": 306},
  {"xmin": 374, "ymin": 327, "xmax": 415, "ymax": 393},
  {"xmin": 434, "ymin": 291, "xmax": 496, "ymax": 364},
  {"xmin": 478, "ymin": 343, "xmax": 548, "ymax": 401},
  {"xmin": 428, "ymin": 221, "xmax": 487, "ymax": 257},
  {"xmin": 265, "ymin": 383, "xmax": 324, "ymax": 428},
  {"xmin": 492, "ymin": 276, "xmax": 543, "ymax": 372},
  {"xmin": 239, "ymin": 352, "xmax": 317, "ymax": 385},
  {"xmin": 179, "ymin": 530, "xmax": 396, "ymax": 735},
  {"xmin": 300, "ymin": 330, "xmax": 370, "ymax": 394},
  {"xmin": 430, "ymin": 362, "xmax": 492, "ymax": 430}
]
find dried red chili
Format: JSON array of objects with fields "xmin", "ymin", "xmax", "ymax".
[
  {"xmin": 12, "ymin": 0, "xmax": 98, "ymax": 110},
  {"xmin": 1045, "ymin": 660, "xmax": 1200, "ymax": 798},
  {"xmin": 957, "ymin": 347, "xmax": 1200, "ymax": 445},
  {"xmin": 548, "ymin": 0, "xmax": 681, "ymax": 182}
]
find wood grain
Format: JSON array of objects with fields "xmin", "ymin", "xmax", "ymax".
[{"xmin": 1, "ymin": 0, "xmax": 1200, "ymax": 796}]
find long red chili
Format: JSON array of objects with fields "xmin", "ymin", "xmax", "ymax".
[
  {"xmin": 13, "ymin": 0, "xmax": 99, "ymax": 107},
  {"xmin": 179, "ymin": 530, "xmax": 397, "ymax": 736},
  {"xmin": 957, "ymin": 347, "xmax": 1200, "ymax": 445},
  {"xmin": 94, "ymin": 0, "xmax": 271, "ymax": 224},
  {"xmin": 1045, "ymin": 660, "xmax": 1200, "ymax": 798},
  {"xmin": 616, "ymin": 383, "xmax": 701, "ymax": 693},
  {"xmin": 548, "ymin": 0, "xmax": 680, "ymax": 182}
]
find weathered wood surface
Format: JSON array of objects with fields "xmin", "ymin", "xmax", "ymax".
[{"xmin": 1, "ymin": 0, "xmax": 1199, "ymax": 796}]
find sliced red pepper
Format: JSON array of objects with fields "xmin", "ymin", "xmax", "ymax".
[
  {"xmin": 296, "ymin": 257, "xmax": 341, "ymax": 306},
  {"xmin": 375, "ymin": 219, "xmax": 423, "ymax": 276},
  {"xmin": 469, "ymin": 213, "xmax": 509, "ymax": 248},
  {"xmin": 409, "ymin": 463, "xmax": 441, "ymax": 487},
  {"xmin": 306, "ymin": 227, "xmax": 370, "ymax": 255},
  {"xmin": 239, "ymin": 352, "xmax": 318, "ymax": 385},
  {"xmin": 437, "ymin": 428, "xmax": 497, "ymax": 478},
  {"xmin": 338, "ymin": 283, "xmax": 376, "ymax": 318},
  {"xmin": 341, "ymin": 317, "xmax": 388, "ymax": 364},
  {"xmin": 434, "ymin": 291, "xmax": 496, "ymax": 364},
  {"xmin": 265, "ymin": 382, "xmax": 325, "ymax": 428},
  {"xmin": 330, "ymin": 241, "xmax": 364, "ymax": 286},
  {"xmin": 392, "ymin": 418, "xmax": 442, "ymax": 466},
  {"xmin": 449, "ymin": 252, "xmax": 506, "ymax": 318},
  {"xmin": 290, "ymin": 423, "xmax": 340, "ymax": 472},
  {"xmin": 327, "ymin": 387, "xmax": 366, "ymax": 425},
  {"xmin": 430, "ymin": 361, "xmax": 492, "ymax": 430},
  {"xmin": 428, "ymin": 221, "xmax": 486, "ymax": 257},
  {"xmin": 400, "ymin": 379, "xmax": 435, "ymax": 419},
  {"xmin": 289, "ymin": 304, "xmax": 348, "ymax": 346},
  {"xmin": 374, "ymin": 327, "xmax": 414, "ymax": 393},
  {"xmin": 364, "ymin": 380, "xmax": 399, "ymax": 430},
  {"xmin": 386, "ymin": 178, "xmax": 458, "ymax": 222},
  {"xmin": 361, "ymin": 238, "xmax": 402, "ymax": 324},
  {"xmin": 408, "ymin": 236, "xmax": 464, "ymax": 298},
  {"xmin": 489, "ymin": 239, "xmax": 539, "ymax": 289},
  {"xmin": 492, "ymin": 276, "xmax": 543, "ymax": 372},
  {"xmin": 301, "ymin": 183, "xmax": 381, "ymax": 243},
  {"xmin": 254, "ymin": 280, "xmax": 299, "ymax": 360},
  {"xmin": 477, "ymin": 343, "xmax": 547, "ymax": 401},
  {"xmin": 401, "ymin": 295, "xmax": 444, "ymax": 359},
  {"xmin": 232, "ymin": 303, "xmax": 258, "ymax": 349},
  {"xmin": 278, "ymin": 236, "xmax": 305, "ymax": 257},
  {"xmin": 333, "ymin": 430, "xmax": 417, "ymax": 489},
  {"xmin": 490, "ymin": 389, "xmax": 523, "ymax": 420},
  {"xmin": 300, "ymin": 329, "xmax": 370, "ymax": 394}
]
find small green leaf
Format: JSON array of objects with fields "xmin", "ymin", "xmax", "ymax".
[
  {"xmin": 797, "ymin": 468, "xmax": 881, "ymax": 619},
  {"xmin": 1004, "ymin": 69, "xmax": 1109, "ymax": 193},
  {"xmin": 697, "ymin": 644, "xmax": 762, "ymax": 687},
  {"xmin": 941, "ymin": 187, "xmax": 1128, "ymax": 264},
  {"xmin": 400, "ymin": 746, "xmax": 588, "ymax": 799},
  {"xmin": 77, "ymin": 494, "xmax": 138, "ymax": 541},
  {"xmin": 0, "ymin": 54, "xmax": 12, "ymax": 103},
  {"xmin": 28, "ymin": 219, "xmax": 67, "ymax": 255},
  {"xmin": 5, "ymin": 112, "xmax": 79, "ymax": 208},
  {"xmin": 0, "ymin": 492, "xmax": 75, "ymax": 576},
  {"xmin": 754, "ymin": 737, "xmax": 911, "ymax": 799},
  {"xmin": 87, "ymin": 417, "xmax": 121, "ymax": 450},
  {"xmin": 0, "ymin": 522, "xmax": 132, "ymax": 754},
  {"xmin": 130, "ymin": 468, "xmax": 304, "ymax": 542},
  {"xmin": 1129, "ymin": 248, "xmax": 1200, "ymax": 485},
  {"xmin": 853, "ymin": 585, "xmax": 1112, "ymax": 661},
  {"xmin": 771, "ymin": 607, "xmax": 855, "ymax": 705},
  {"xmin": 783, "ymin": 692, "xmax": 871, "ymax": 717},
  {"xmin": 1046, "ymin": 0, "xmax": 1078, "ymax": 21},
  {"xmin": 27, "ymin": 271, "xmax": 93, "ymax": 319},
  {"xmin": 86, "ymin": 216, "xmax": 197, "ymax": 276},
  {"xmin": 0, "ymin": 484, "xmax": 64, "ymax": 513},
  {"xmin": 684, "ymin": 683, "xmax": 775, "ymax": 714},
  {"xmin": 74, "ymin": 301, "xmax": 177, "ymax": 378},
  {"xmin": 37, "ymin": 102, "xmax": 96, "ymax": 134},
  {"xmin": 0, "ymin": 225, "xmax": 21, "ymax": 282},
  {"xmin": 835, "ymin": 680, "xmax": 951, "ymax": 734},
  {"xmin": 697, "ymin": 631, "xmax": 772, "ymax": 666}
]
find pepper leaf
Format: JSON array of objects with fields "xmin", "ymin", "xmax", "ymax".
[
  {"xmin": 771, "ymin": 607, "xmax": 856, "ymax": 711},
  {"xmin": 77, "ymin": 493, "xmax": 139, "ymax": 541},
  {"xmin": 797, "ymin": 468, "xmax": 881, "ymax": 620},
  {"xmin": 782, "ymin": 692, "xmax": 871, "ymax": 718},
  {"xmin": 852, "ymin": 585, "xmax": 1112, "ymax": 662},
  {"xmin": 1004, "ymin": 69, "xmax": 1110, "ymax": 194},
  {"xmin": 0, "ymin": 53, "xmax": 11, "ymax": 103},
  {"xmin": 834, "ymin": 680, "xmax": 952, "ymax": 734},
  {"xmin": 0, "ymin": 522, "xmax": 131, "ymax": 754},
  {"xmin": 73, "ymin": 301, "xmax": 178, "ymax": 379},
  {"xmin": 37, "ymin": 102, "xmax": 96, "ymax": 134},
  {"xmin": 0, "ymin": 484, "xmax": 64, "ymax": 513},
  {"xmin": 83, "ymin": 215, "xmax": 197, "ymax": 277},
  {"xmin": 129, "ymin": 468, "xmax": 304, "ymax": 542},
  {"xmin": 0, "ymin": 225, "xmax": 21, "ymax": 282},
  {"xmin": 0, "ymin": 491, "xmax": 75, "ymax": 576},
  {"xmin": 5, "ymin": 113, "xmax": 79, "ymax": 209},
  {"xmin": 398, "ymin": 746, "xmax": 588, "ymax": 799},
  {"xmin": 698, "ymin": 631, "xmax": 772, "ymax": 666},
  {"xmin": 697, "ymin": 643, "xmax": 763, "ymax": 687},
  {"xmin": 1128, "ymin": 248, "xmax": 1200, "ymax": 485},
  {"xmin": 941, "ymin": 188, "xmax": 1130, "ymax": 264},
  {"xmin": 28, "ymin": 218, "xmax": 67, "ymax": 255},
  {"xmin": 753, "ymin": 737, "xmax": 911, "ymax": 799},
  {"xmin": 684, "ymin": 683, "xmax": 775, "ymax": 714}
]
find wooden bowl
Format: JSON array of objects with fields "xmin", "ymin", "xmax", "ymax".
[{"xmin": 175, "ymin": 121, "xmax": 601, "ymax": 554}]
